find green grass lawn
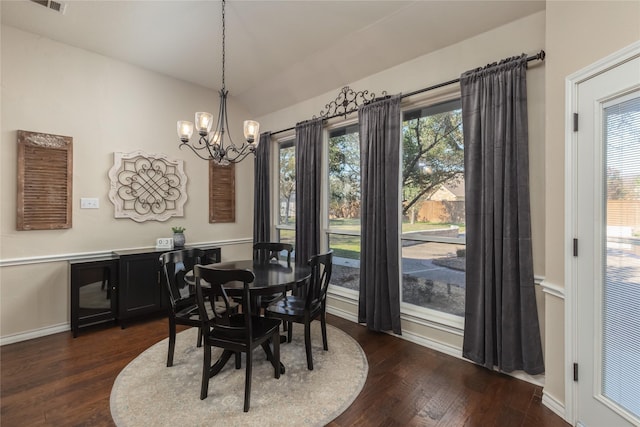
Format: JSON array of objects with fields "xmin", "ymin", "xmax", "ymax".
[
  {"xmin": 329, "ymin": 219, "xmax": 464, "ymax": 232},
  {"xmin": 281, "ymin": 219, "xmax": 464, "ymax": 259},
  {"xmin": 327, "ymin": 219, "xmax": 465, "ymax": 258}
]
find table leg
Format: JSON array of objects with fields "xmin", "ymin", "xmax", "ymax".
[
  {"xmin": 261, "ymin": 341, "xmax": 285, "ymax": 374},
  {"xmin": 208, "ymin": 350, "xmax": 234, "ymax": 377}
]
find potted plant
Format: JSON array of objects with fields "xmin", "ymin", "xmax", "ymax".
[{"xmin": 171, "ymin": 226, "xmax": 186, "ymax": 248}]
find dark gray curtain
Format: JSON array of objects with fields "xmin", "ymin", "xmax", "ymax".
[
  {"xmin": 253, "ymin": 132, "xmax": 271, "ymax": 244},
  {"xmin": 294, "ymin": 118, "xmax": 323, "ymax": 266},
  {"xmin": 460, "ymin": 54, "xmax": 544, "ymax": 375},
  {"xmin": 358, "ymin": 94, "xmax": 402, "ymax": 335}
]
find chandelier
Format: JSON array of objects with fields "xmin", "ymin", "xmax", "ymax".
[{"xmin": 176, "ymin": 0, "xmax": 260, "ymax": 165}]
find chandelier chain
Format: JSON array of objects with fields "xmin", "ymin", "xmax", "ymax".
[{"xmin": 221, "ymin": 0, "xmax": 226, "ymax": 91}]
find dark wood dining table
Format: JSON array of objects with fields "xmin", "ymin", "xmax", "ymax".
[
  {"xmin": 187, "ymin": 258, "xmax": 312, "ymax": 375},
  {"xmin": 208, "ymin": 258, "xmax": 311, "ymax": 301}
]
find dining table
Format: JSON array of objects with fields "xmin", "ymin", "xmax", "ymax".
[{"xmin": 187, "ymin": 258, "xmax": 312, "ymax": 375}]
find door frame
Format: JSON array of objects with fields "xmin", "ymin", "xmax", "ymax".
[{"xmin": 564, "ymin": 40, "xmax": 640, "ymax": 425}]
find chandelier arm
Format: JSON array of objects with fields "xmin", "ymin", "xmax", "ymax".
[
  {"xmin": 222, "ymin": 145, "xmax": 255, "ymax": 164},
  {"xmin": 179, "ymin": 140, "xmax": 218, "ymax": 161},
  {"xmin": 223, "ymin": 141, "xmax": 249, "ymax": 159}
]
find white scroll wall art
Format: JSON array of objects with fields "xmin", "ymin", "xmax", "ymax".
[{"xmin": 108, "ymin": 151, "xmax": 188, "ymax": 222}]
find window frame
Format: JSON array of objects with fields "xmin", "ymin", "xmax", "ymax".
[
  {"xmin": 399, "ymin": 93, "xmax": 466, "ymax": 328},
  {"xmin": 324, "ymin": 118, "xmax": 361, "ymax": 297},
  {"xmin": 273, "ymin": 136, "xmax": 296, "ymax": 247}
]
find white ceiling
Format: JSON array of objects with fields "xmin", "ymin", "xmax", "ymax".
[{"xmin": 1, "ymin": 0, "xmax": 545, "ymax": 117}]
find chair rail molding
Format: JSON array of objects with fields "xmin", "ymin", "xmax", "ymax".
[
  {"xmin": 539, "ymin": 277, "xmax": 565, "ymax": 299},
  {"xmin": 0, "ymin": 238, "xmax": 253, "ymax": 267}
]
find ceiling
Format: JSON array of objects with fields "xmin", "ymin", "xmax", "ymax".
[{"xmin": 1, "ymin": 0, "xmax": 545, "ymax": 117}]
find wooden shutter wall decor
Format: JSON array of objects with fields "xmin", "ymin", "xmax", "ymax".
[
  {"xmin": 209, "ymin": 161, "xmax": 235, "ymax": 223},
  {"xmin": 17, "ymin": 130, "xmax": 73, "ymax": 230}
]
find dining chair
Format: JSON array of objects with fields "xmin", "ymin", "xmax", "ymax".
[
  {"xmin": 194, "ymin": 264, "xmax": 281, "ymax": 412},
  {"xmin": 160, "ymin": 248, "xmax": 235, "ymax": 367},
  {"xmin": 265, "ymin": 250, "xmax": 333, "ymax": 370},
  {"xmin": 253, "ymin": 242, "xmax": 294, "ymax": 310},
  {"xmin": 159, "ymin": 248, "xmax": 207, "ymax": 367},
  {"xmin": 253, "ymin": 242, "xmax": 293, "ymax": 265}
]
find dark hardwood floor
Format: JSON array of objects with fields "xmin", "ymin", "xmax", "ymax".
[{"xmin": 1, "ymin": 314, "xmax": 569, "ymax": 427}]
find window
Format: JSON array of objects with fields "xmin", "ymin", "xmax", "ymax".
[
  {"xmin": 271, "ymin": 97, "xmax": 465, "ymax": 324},
  {"xmin": 327, "ymin": 123, "xmax": 361, "ymax": 291},
  {"xmin": 277, "ymin": 139, "xmax": 295, "ymax": 247},
  {"xmin": 400, "ymin": 99, "xmax": 465, "ymax": 317}
]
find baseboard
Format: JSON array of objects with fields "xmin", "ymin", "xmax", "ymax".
[
  {"xmin": 510, "ymin": 370, "xmax": 545, "ymax": 387},
  {"xmin": 398, "ymin": 327, "xmax": 463, "ymax": 359},
  {"xmin": 327, "ymin": 305, "xmax": 358, "ymax": 323},
  {"xmin": 327, "ymin": 305, "xmax": 462, "ymax": 360},
  {"xmin": 542, "ymin": 390, "xmax": 566, "ymax": 420},
  {"xmin": 0, "ymin": 322, "xmax": 70, "ymax": 346}
]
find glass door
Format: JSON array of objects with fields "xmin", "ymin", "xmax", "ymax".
[{"xmin": 575, "ymin": 53, "xmax": 640, "ymax": 427}]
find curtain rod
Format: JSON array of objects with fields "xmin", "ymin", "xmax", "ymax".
[{"xmin": 269, "ymin": 50, "xmax": 545, "ymax": 137}]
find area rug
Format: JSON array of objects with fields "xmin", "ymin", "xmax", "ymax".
[{"xmin": 110, "ymin": 322, "xmax": 368, "ymax": 426}]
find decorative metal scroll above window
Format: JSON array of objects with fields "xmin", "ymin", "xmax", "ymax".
[
  {"xmin": 108, "ymin": 151, "xmax": 188, "ymax": 222},
  {"xmin": 313, "ymin": 86, "xmax": 388, "ymax": 119}
]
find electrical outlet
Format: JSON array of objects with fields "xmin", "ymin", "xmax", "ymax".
[{"xmin": 80, "ymin": 197, "xmax": 99, "ymax": 209}]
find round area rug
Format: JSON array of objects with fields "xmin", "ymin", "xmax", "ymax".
[{"xmin": 110, "ymin": 322, "xmax": 368, "ymax": 427}]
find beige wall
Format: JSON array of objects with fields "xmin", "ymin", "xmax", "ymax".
[
  {"xmin": 543, "ymin": 0, "xmax": 640, "ymax": 408},
  {"xmin": 258, "ymin": 11, "xmax": 547, "ymax": 366},
  {"xmin": 0, "ymin": 26, "xmax": 254, "ymax": 338}
]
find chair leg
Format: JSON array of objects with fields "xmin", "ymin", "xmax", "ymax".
[
  {"xmin": 273, "ymin": 333, "xmax": 281, "ymax": 379},
  {"xmin": 235, "ymin": 352, "xmax": 242, "ymax": 369},
  {"xmin": 320, "ymin": 311, "xmax": 328, "ymax": 351},
  {"xmin": 167, "ymin": 317, "xmax": 176, "ymax": 367},
  {"xmin": 244, "ymin": 351, "xmax": 252, "ymax": 412},
  {"xmin": 287, "ymin": 321, "xmax": 293, "ymax": 343},
  {"xmin": 304, "ymin": 321, "xmax": 313, "ymax": 370},
  {"xmin": 197, "ymin": 327, "xmax": 203, "ymax": 348},
  {"xmin": 200, "ymin": 344, "xmax": 211, "ymax": 400}
]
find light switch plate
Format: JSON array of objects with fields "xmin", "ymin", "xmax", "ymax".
[{"xmin": 80, "ymin": 197, "xmax": 99, "ymax": 209}]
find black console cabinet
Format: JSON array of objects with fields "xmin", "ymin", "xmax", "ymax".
[
  {"xmin": 70, "ymin": 246, "xmax": 221, "ymax": 335},
  {"xmin": 70, "ymin": 258, "xmax": 119, "ymax": 337},
  {"xmin": 115, "ymin": 249, "xmax": 167, "ymax": 327}
]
